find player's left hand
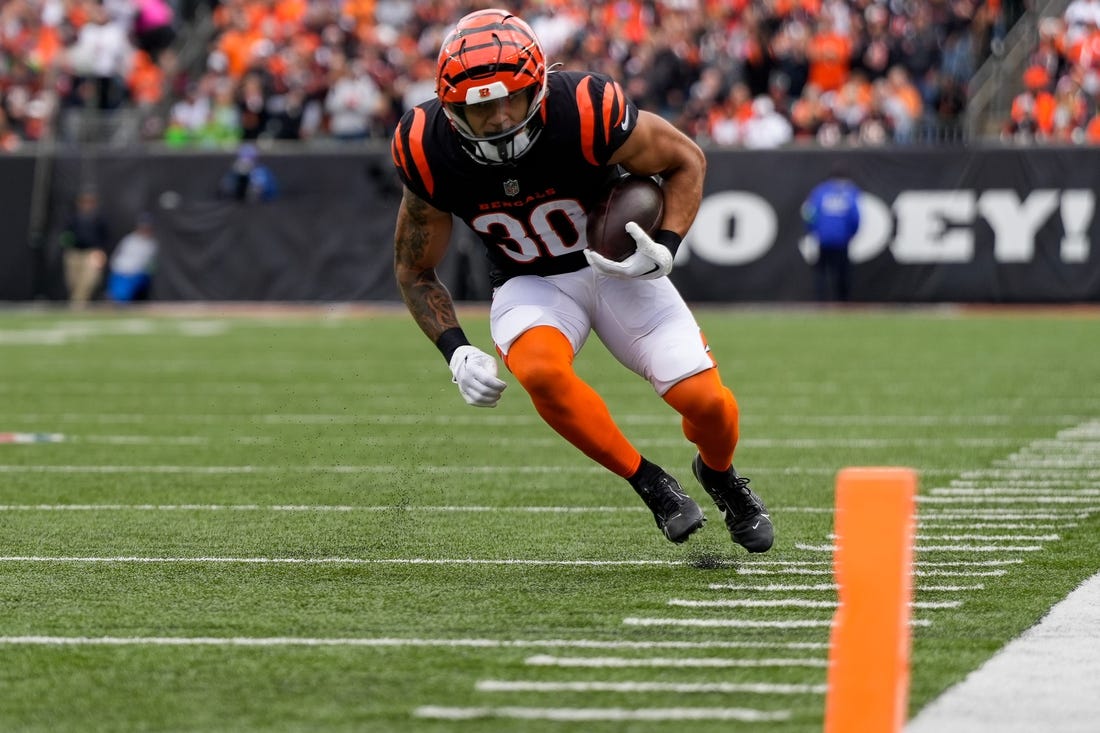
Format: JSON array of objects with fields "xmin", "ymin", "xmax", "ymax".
[{"xmin": 584, "ymin": 221, "xmax": 673, "ymax": 280}]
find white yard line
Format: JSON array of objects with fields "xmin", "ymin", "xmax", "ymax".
[
  {"xmin": 623, "ymin": 617, "xmax": 932, "ymax": 628},
  {"xmin": 524, "ymin": 654, "xmax": 827, "ymax": 668},
  {"xmin": 0, "ymin": 556, "xmax": 706, "ymax": 567},
  {"xmin": 906, "ymin": 570, "xmax": 1100, "ymax": 733},
  {"xmin": 667, "ymin": 599, "xmax": 961, "ymax": 610},
  {"xmin": 0, "ymin": 636, "xmax": 826, "ymax": 650},
  {"xmin": 796, "ymin": 543, "xmax": 1045, "ymax": 552},
  {"xmin": 413, "ymin": 705, "xmax": 791, "ymax": 722},
  {"xmin": 0, "ymin": 504, "xmax": 649, "ymax": 513},
  {"xmin": 476, "ymin": 680, "xmax": 825, "ymax": 695},
  {"xmin": 736, "ymin": 568, "xmax": 1009, "ymax": 577}
]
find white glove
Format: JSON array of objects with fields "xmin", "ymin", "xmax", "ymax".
[
  {"xmin": 583, "ymin": 221, "xmax": 674, "ymax": 280},
  {"xmin": 449, "ymin": 345, "xmax": 507, "ymax": 408}
]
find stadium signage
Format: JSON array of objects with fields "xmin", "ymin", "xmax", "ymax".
[{"xmin": 685, "ymin": 189, "xmax": 1095, "ymax": 266}]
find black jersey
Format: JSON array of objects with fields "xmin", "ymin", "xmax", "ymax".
[{"xmin": 391, "ymin": 70, "xmax": 638, "ymax": 287}]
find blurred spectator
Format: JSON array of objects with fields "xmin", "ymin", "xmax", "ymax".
[
  {"xmin": 0, "ymin": 107, "xmax": 22, "ymax": 151},
  {"xmin": 324, "ymin": 55, "xmax": 386, "ymax": 141},
  {"xmin": 60, "ymin": 189, "xmax": 110, "ymax": 308},
  {"xmin": 205, "ymin": 76, "xmax": 244, "ymax": 145},
  {"xmin": 741, "ymin": 95, "xmax": 793, "ymax": 149},
  {"xmin": 1050, "ymin": 75, "xmax": 1089, "ymax": 142},
  {"xmin": 1005, "ymin": 65, "xmax": 1056, "ymax": 141},
  {"xmin": 807, "ymin": 16, "xmax": 852, "ymax": 94},
  {"xmin": 237, "ymin": 70, "xmax": 270, "ymax": 140},
  {"xmin": 266, "ymin": 86, "xmax": 315, "ymax": 140},
  {"xmin": 218, "ymin": 143, "xmax": 278, "ymax": 202},
  {"xmin": 164, "ymin": 80, "xmax": 211, "ymax": 146},
  {"xmin": 802, "ymin": 165, "xmax": 861, "ymax": 302},
  {"xmin": 107, "ymin": 212, "xmax": 157, "ymax": 303},
  {"xmin": 65, "ymin": 2, "xmax": 133, "ymax": 110},
  {"xmin": 1063, "ymin": 0, "xmax": 1100, "ymax": 49}
]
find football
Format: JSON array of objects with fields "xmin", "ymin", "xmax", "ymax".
[{"xmin": 585, "ymin": 175, "xmax": 664, "ymax": 262}]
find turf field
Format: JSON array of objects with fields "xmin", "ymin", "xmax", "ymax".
[{"xmin": 0, "ymin": 305, "xmax": 1097, "ymax": 732}]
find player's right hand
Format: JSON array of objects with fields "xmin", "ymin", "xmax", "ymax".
[
  {"xmin": 584, "ymin": 222, "xmax": 673, "ymax": 280},
  {"xmin": 449, "ymin": 345, "xmax": 507, "ymax": 408}
]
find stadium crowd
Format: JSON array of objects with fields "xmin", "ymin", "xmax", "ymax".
[
  {"xmin": 0, "ymin": 0, "xmax": 1034, "ymax": 151},
  {"xmin": 1005, "ymin": 0, "xmax": 1100, "ymax": 143}
]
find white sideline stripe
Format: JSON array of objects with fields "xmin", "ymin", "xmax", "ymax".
[
  {"xmin": 796, "ymin": 543, "xmax": 1045, "ymax": 553},
  {"xmin": 413, "ymin": 705, "xmax": 791, "ymax": 722},
  {"xmin": 906, "ymin": 570, "xmax": 1100, "ymax": 733},
  {"xmin": 0, "ymin": 636, "xmax": 826, "ymax": 650},
  {"xmin": 476, "ymin": 680, "xmax": 826, "ymax": 695},
  {"xmin": 668, "ymin": 599, "xmax": 961, "ymax": 610},
  {"xmin": 525, "ymin": 654, "xmax": 827, "ymax": 669},
  {"xmin": 624, "ymin": 617, "xmax": 933, "ymax": 628},
  {"xmin": 0, "ymin": 556, "xmax": 702, "ymax": 567}
]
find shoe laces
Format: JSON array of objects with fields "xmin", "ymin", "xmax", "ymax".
[
  {"xmin": 642, "ymin": 474, "xmax": 687, "ymax": 517},
  {"xmin": 725, "ymin": 474, "xmax": 762, "ymax": 515}
]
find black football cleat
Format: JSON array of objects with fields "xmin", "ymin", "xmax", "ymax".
[
  {"xmin": 692, "ymin": 454, "xmax": 774, "ymax": 553},
  {"xmin": 632, "ymin": 467, "xmax": 706, "ymax": 544}
]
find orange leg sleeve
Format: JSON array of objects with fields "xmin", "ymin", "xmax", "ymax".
[
  {"xmin": 504, "ymin": 326, "xmax": 641, "ymax": 478},
  {"xmin": 662, "ymin": 368, "xmax": 740, "ymax": 472}
]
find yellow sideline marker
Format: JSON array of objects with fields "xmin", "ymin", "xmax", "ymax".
[{"xmin": 824, "ymin": 467, "xmax": 917, "ymax": 733}]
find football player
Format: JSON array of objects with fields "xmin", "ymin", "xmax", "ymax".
[{"xmin": 391, "ymin": 9, "xmax": 773, "ymax": 552}]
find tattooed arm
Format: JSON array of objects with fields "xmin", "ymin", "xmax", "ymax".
[
  {"xmin": 394, "ymin": 185, "xmax": 505, "ymax": 405},
  {"xmin": 394, "ymin": 185, "xmax": 459, "ymax": 345}
]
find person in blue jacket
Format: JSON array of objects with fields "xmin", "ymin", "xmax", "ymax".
[
  {"xmin": 802, "ymin": 166, "xmax": 861, "ymax": 302},
  {"xmin": 218, "ymin": 144, "xmax": 278, "ymax": 203}
]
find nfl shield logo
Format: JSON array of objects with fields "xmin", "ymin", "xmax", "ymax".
[{"xmin": 503, "ymin": 179, "xmax": 520, "ymax": 197}]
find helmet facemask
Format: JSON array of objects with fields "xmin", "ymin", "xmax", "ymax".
[{"xmin": 437, "ymin": 11, "xmax": 548, "ymax": 165}]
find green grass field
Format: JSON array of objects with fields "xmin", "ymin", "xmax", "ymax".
[{"xmin": 1, "ymin": 305, "xmax": 1097, "ymax": 732}]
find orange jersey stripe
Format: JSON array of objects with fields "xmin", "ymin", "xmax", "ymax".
[
  {"xmin": 575, "ymin": 76, "xmax": 598, "ymax": 166},
  {"xmin": 601, "ymin": 82, "xmax": 617, "ymax": 146},
  {"xmin": 608, "ymin": 81, "xmax": 626, "ymax": 138},
  {"xmin": 407, "ymin": 108, "xmax": 434, "ymax": 198},
  {"xmin": 390, "ymin": 122, "xmax": 408, "ymax": 180}
]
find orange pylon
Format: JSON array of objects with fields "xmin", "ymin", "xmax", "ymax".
[{"xmin": 824, "ymin": 467, "xmax": 917, "ymax": 733}]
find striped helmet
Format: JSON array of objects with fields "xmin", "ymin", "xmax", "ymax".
[{"xmin": 436, "ymin": 9, "xmax": 548, "ymax": 165}]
